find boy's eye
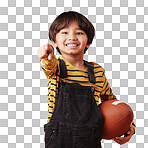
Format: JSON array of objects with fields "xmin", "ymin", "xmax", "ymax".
[
  {"xmin": 61, "ymin": 32, "xmax": 67, "ymax": 34},
  {"xmin": 76, "ymin": 32, "xmax": 83, "ymax": 35}
]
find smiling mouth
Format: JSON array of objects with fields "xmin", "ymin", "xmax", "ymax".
[{"xmin": 66, "ymin": 44, "xmax": 79, "ymax": 47}]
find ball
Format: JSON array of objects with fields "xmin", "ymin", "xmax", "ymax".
[{"xmin": 99, "ymin": 100, "xmax": 134, "ymax": 140}]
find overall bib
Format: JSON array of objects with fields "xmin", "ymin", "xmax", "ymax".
[{"xmin": 44, "ymin": 59, "xmax": 104, "ymax": 148}]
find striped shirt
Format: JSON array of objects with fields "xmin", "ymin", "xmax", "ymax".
[{"xmin": 40, "ymin": 55, "xmax": 117, "ymax": 123}]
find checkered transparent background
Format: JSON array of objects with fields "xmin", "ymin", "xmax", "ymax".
[{"xmin": 0, "ymin": 0, "xmax": 148, "ymax": 147}]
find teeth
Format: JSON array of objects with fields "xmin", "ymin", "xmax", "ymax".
[{"xmin": 66, "ymin": 44, "xmax": 78, "ymax": 47}]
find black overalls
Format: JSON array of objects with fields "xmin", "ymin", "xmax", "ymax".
[{"xmin": 44, "ymin": 59, "xmax": 104, "ymax": 148}]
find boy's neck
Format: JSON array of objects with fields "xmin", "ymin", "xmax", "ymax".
[{"xmin": 61, "ymin": 54, "xmax": 86, "ymax": 70}]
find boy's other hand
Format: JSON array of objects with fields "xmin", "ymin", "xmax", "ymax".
[
  {"xmin": 112, "ymin": 126, "xmax": 135, "ymax": 145},
  {"xmin": 37, "ymin": 43, "xmax": 54, "ymax": 60}
]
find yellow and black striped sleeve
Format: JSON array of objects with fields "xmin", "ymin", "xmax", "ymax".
[
  {"xmin": 40, "ymin": 55, "xmax": 58, "ymax": 78},
  {"xmin": 100, "ymin": 70, "xmax": 117, "ymax": 102}
]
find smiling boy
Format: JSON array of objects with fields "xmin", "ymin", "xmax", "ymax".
[{"xmin": 37, "ymin": 11, "xmax": 135, "ymax": 148}]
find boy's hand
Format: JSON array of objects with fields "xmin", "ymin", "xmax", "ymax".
[
  {"xmin": 112, "ymin": 126, "xmax": 135, "ymax": 145},
  {"xmin": 37, "ymin": 43, "xmax": 54, "ymax": 60}
]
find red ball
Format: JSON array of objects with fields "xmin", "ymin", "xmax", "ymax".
[{"xmin": 99, "ymin": 100, "xmax": 134, "ymax": 140}]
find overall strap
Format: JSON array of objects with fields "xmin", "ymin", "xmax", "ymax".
[
  {"xmin": 58, "ymin": 59, "xmax": 67, "ymax": 79},
  {"xmin": 84, "ymin": 61, "xmax": 96, "ymax": 84}
]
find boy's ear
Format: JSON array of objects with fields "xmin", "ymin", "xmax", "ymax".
[
  {"xmin": 86, "ymin": 44, "xmax": 90, "ymax": 49},
  {"xmin": 51, "ymin": 41, "xmax": 58, "ymax": 48}
]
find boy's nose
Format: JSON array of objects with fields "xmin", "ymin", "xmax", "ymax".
[{"xmin": 68, "ymin": 33, "xmax": 77, "ymax": 41}]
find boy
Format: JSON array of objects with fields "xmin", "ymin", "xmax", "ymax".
[{"xmin": 37, "ymin": 11, "xmax": 135, "ymax": 148}]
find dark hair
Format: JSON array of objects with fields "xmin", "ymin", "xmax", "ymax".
[{"xmin": 49, "ymin": 11, "xmax": 95, "ymax": 54}]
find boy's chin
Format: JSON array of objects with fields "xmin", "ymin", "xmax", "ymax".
[{"xmin": 62, "ymin": 51, "xmax": 84, "ymax": 56}]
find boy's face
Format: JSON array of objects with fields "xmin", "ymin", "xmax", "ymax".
[{"xmin": 52, "ymin": 21, "xmax": 89, "ymax": 56}]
